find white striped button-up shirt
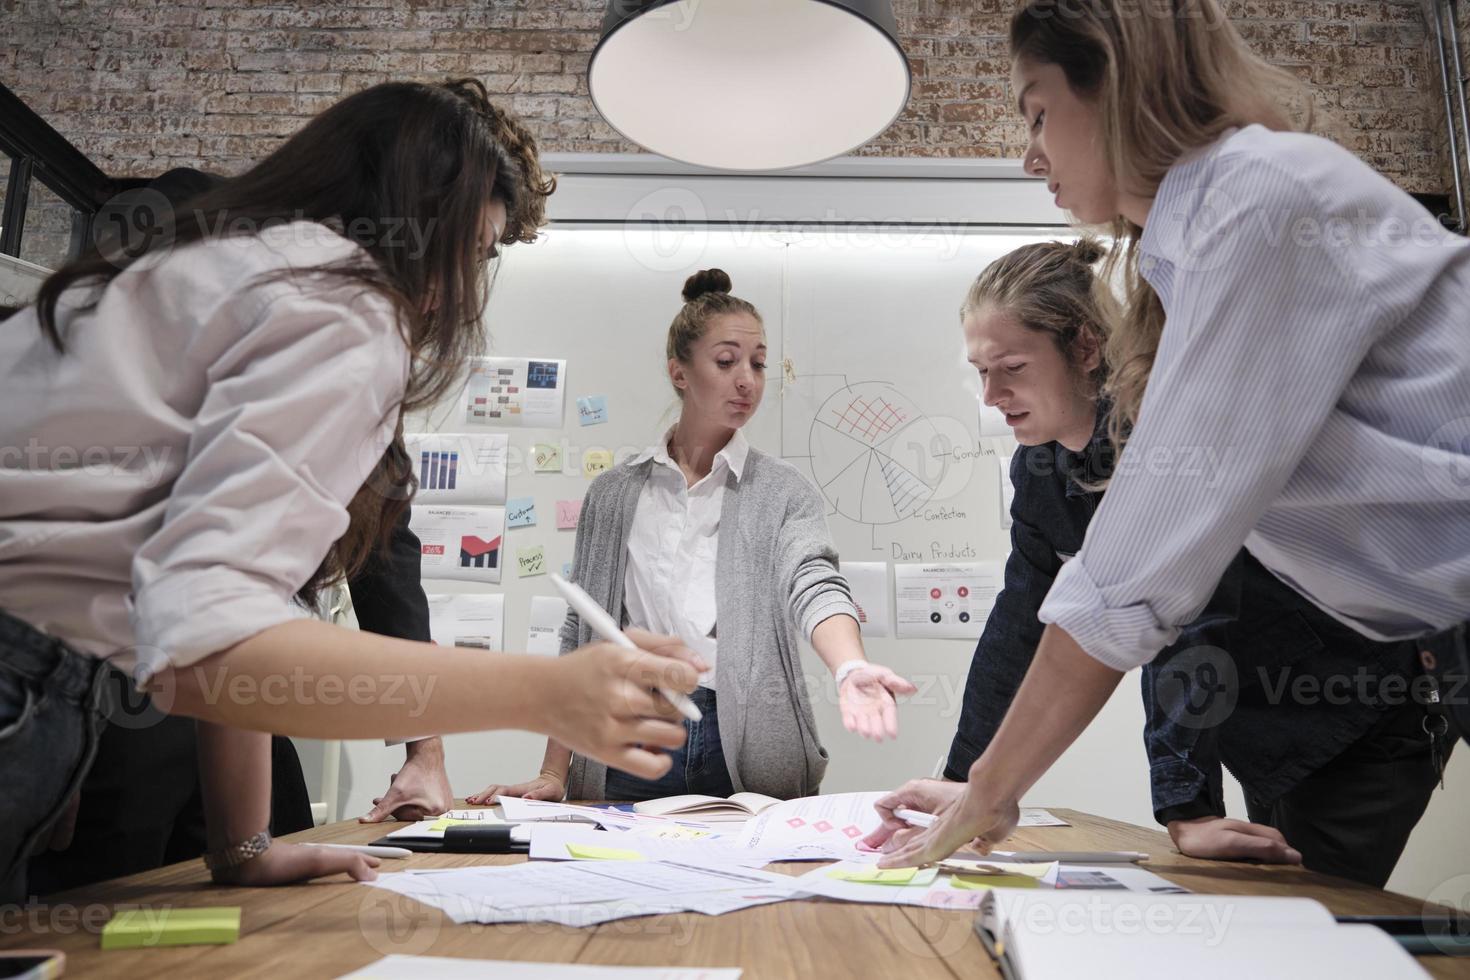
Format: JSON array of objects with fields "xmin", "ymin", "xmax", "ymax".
[{"xmin": 1039, "ymin": 125, "xmax": 1470, "ymax": 671}]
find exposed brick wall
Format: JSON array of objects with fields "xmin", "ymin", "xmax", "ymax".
[{"xmin": 0, "ymin": 0, "xmax": 1459, "ymax": 265}]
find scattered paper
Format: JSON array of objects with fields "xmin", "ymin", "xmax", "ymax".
[
  {"xmin": 527, "ymin": 825, "xmax": 769, "ymax": 869},
  {"xmin": 555, "ymin": 499, "xmax": 583, "ymax": 531},
  {"xmin": 793, "ymin": 861, "xmax": 996, "ymax": 908},
  {"xmin": 517, "ymin": 545, "xmax": 546, "ymax": 578},
  {"xmin": 404, "ymin": 432, "xmax": 509, "ymax": 506},
  {"xmin": 1018, "ymin": 808, "xmax": 1070, "ymax": 828},
  {"xmin": 839, "ymin": 561, "xmax": 890, "ymax": 638},
  {"xmin": 366, "ymin": 860, "xmax": 802, "ymax": 926},
  {"xmin": 497, "ymin": 797, "xmax": 719, "ymax": 833},
  {"xmin": 893, "ymin": 562, "xmax": 1003, "ymax": 639},
  {"xmin": 425, "ymin": 593, "xmax": 505, "ymax": 652},
  {"xmin": 526, "ymin": 595, "xmax": 568, "ymax": 655},
  {"xmin": 826, "ymin": 866, "xmax": 937, "ymax": 886},
  {"xmin": 337, "ymin": 958, "xmax": 742, "ymax": 980},
  {"xmin": 583, "ymin": 449, "xmax": 614, "ymax": 478},
  {"xmin": 734, "ymin": 792, "xmax": 885, "ymax": 862},
  {"xmin": 576, "ymin": 394, "xmax": 609, "ymax": 426},
  {"xmin": 1053, "ymin": 864, "xmax": 1190, "ymax": 894},
  {"xmin": 532, "ymin": 442, "xmax": 563, "ymax": 473},
  {"xmin": 462, "ymin": 357, "xmax": 567, "ymax": 428},
  {"xmin": 410, "ymin": 505, "xmax": 506, "ymax": 585},
  {"xmin": 507, "ymin": 497, "xmax": 537, "ymax": 528}
]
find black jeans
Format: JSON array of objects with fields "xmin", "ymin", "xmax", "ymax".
[
  {"xmin": 26, "ymin": 678, "xmax": 314, "ymax": 897},
  {"xmin": 0, "ymin": 609, "xmax": 107, "ymax": 907},
  {"xmin": 1245, "ymin": 693, "xmax": 1452, "ymax": 888}
]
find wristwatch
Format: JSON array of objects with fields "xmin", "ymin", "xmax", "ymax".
[{"xmin": 204, "ymin": 829, "xmax": 273, "ymax": 874}]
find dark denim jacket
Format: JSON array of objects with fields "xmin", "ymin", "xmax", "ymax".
[{"xmin": 944, "ymin": 417, "xmax": 1418, "ymax": 822}]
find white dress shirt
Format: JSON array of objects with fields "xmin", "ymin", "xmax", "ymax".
[
  {"xmin": 1039, "ymin": 125, "xmax": 1470, "ymax": 671},
  {"xmin": 622, "ymin": 427, "xmax": 750, "ymax": 689},
  {"xmin": 0, "ymin": 222, "xmax": 409, "ymax": 679}
]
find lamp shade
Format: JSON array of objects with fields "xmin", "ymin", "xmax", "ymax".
[{"xmin": 589, "ymin": 0, "xmax": 911, "ymax": 171}]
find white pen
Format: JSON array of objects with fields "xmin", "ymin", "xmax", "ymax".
[
  {"xmin": 894, "ymin": 807, "xmax": 935, "ymax": 828},
  {"xmin": 549, "ymin": 573, "xmax": 702, "ymax": 722},
  {"xmin": 304, "ymin": 843, "xmax": 413, "ymax": 859},
  {"xmin": 992, "ymin": 850, "xmax": 1149, "ymax": 864}
]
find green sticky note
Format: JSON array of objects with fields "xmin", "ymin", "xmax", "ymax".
[
  {"xmin": 828, "ymin": 866, "xmax": 936, "ymax": 885},
  {"xmin": 516, "ymin": 544, "xmax": 546, "ymax": 577},
  {"xmin": 566, "ymin": 843, "xmax": 644, "ymax": 861},
  {"xmin": 102, "ymin": 907, "xmax": 241, "ymax": 949},
  {"xmin": 951, "ymin": 873, "xmax": 1040, "ymax": 891}
]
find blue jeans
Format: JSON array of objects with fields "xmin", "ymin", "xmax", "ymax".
[
  {"xmin": 604, "ymin": 687, "xmax": 734, "ymax": 802},
  {"xmin": 0, "ymin": 608, "xmax": 107, "ymax": 906}
]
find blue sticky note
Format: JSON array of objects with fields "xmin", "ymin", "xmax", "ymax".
[
  {"xmin": 562, "ymin": 563, "xmax": 573, "ymax": 578},
  {"xmin": 577, "ymin": 395, "xmax": 609, "ymax": 426},
  {"xmin": 507, "ymin": 497, "xmax": 537, "ymax": 528}
]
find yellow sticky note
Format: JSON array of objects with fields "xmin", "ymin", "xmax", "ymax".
[
  {"xmin": 102, "ymin": 907, "xmax": 241, "ymax": 949},
  {"xmin": 428, "ymin": 817, "xmax": 486, "ymax": 832},
  {"xmin": 828, "ymin": 866, "xmax": 920, "ymax": 885},
  {"xmin": 533, "ymin": 443, "xmax": 562, "ymax": 473},
  {"xmin": 583, "ymin": 449, "xmax": 614, "ymax": 478},
  {"xmin": 951, "ymin": 873, "xmax": 1041, "ymax": 891},
  {"xmin": 566, "ymin": 843, "xmax": 644, "ymax": 861},
  {"xmin": 516, "ymin": 544, "xmax": 546, "ymax": 577}
]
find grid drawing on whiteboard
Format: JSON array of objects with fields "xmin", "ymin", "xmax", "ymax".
[{"xmin": 810, "ymin": 382, "xmax": 942, "ymax": 525}]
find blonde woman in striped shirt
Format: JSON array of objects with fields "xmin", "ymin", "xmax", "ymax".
[{"xmin": 876, "ymin": 0, "xmax": 1470, "ymax": 868}]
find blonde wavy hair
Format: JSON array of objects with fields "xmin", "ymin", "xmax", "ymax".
[
  {"xmin": 1009, "ymin": 0, "xmax": 1307, "ymax": 451},
  {"xmin": 962, "ymin": 236, "xmax": 1117, "ymax": 397}
]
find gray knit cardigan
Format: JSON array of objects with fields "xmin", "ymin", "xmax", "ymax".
[{"xmin": 559, "ymin": 446, "xmax": 859, "ymax": 801}]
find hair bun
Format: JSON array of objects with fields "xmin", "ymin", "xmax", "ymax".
[
  {"xmin": 682, "ymin": 268, "xmax": 733, "ymax": 302},
  {"xmin": 1072, "ymin": 235, "xmax": 1107, "ymax": 266}
]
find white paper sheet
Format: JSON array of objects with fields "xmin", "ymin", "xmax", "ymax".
[
  {"xmin": 496, "ymin": 797, "xmax": 719, "ymax": 833},
  {"xmin": 1017, "ymin": 808, "xmax": 1070, "ymax": 828},
  {"xmin": 462, "ymin": 357, "xmax": 567, "ymax": 429},
  {"xmin": 337, "ymin": 957, "xmax": 740, "ymax": 980},
  {"xmin": 410, "ymin": 505, "xmax": 506, "ymax": 585},
  {"xmin": 526, "ymin": 595, "xmax": 569, "ymax": 655},
  {"xmin": 839, "ymin": 561, "xmax": 891, "ymax": 638},
  {"xmin": 367, "ymin": 861, "xmax": 802, "ymax": 925},
  {"xmin": 734, "ymin": 792, "xmax": 887, "ymax": 862},
  {"xmin": 425, "ymin": 593, "xmax": 505, "ymax": 652},
  {"xmin": 404, "ymin": 432, "xmax": 509, "ymax": 505},
  {"xmin": 526, "ymin": 825, "xmax": 771, "ymax": 868},
  {"xmin": 1051, "ymin": 864, "xmax": 1191, "ymax": 894},
  {"xmin": 893, "ymin": 562, "xmax": 1004, "ymax": 639},
  {"xmin": 789, "ymin": 861, "xmax": 1046, "ymax": 910}
]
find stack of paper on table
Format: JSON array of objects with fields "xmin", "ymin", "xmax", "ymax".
[
  {"xmin": 384, "ymin": 808, "xmax": 515, "ymax": 840},
  {"xmin": 337, "ymin": 956, "xmax": 740, "ymax": 979},
  {"xmin": 526, "ymin": 824, "xmax": 770, "ymax": 868},
  {"xmin": 975, "ymin": 891, "xmax": 1429, "ymax": 979},
  {"xmin": 788, "ymin": 860, "xmax": 1059, "ymax": 911},
  {"xmin": 632, "ymin": 792, "xmax": 784, "ymax": 823},
  {"xmin": 364, "ymin": 860, "xmax": 807, "ymax": 926}
]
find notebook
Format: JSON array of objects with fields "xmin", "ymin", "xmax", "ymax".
[
  {"xmin": 631, "ymin": 793, "xmax": 784, "ymax": 822},
  {"xmin": 975, "ymin": 891, "xmax": 1429, "ymax": 979}
]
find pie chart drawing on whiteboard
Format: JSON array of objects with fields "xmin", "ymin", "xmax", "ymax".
[{"xmin": 810, "ymin": 382, "xmax": 943, "ymax": 525}]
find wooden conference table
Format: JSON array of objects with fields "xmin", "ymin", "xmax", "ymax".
[{"xmin": 5, "ymin": 805, "xmax": 1467, "ymax": 979}]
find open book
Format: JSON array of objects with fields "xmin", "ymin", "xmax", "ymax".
[
  {"xmin": 632, "ymin": 793, "xmax": 784, "ymax": 822},
  {"xmin": 975, "ymin": 891, "xmax": 1428, "ymax": 979}
]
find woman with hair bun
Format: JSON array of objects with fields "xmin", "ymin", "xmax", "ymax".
[
  {"xmin": 474, "ymin": 269, "xmax": 916, "ymax": 804},
  {"xmin": 864, "ymin": 239, "xmax": 1436, "ymax": 887}
]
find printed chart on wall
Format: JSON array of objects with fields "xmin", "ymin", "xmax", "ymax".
[
  {"xmin": 460, "ymin": 357, "xmax": 567, "ymax": 428},
  {"xmin": 426, "ymin": 593, "xmax": 506, "ymax": 651},
  {"xmin": 404, "ymin": 432, "xmax": 509, "ymax": 505},
  {"xmin": 778, "ymin": 235, "xmax": 1052, "ymax": 639},
  {"xmin": 410, "ymin": 505, "xmax": 507, "ymax": 585}
]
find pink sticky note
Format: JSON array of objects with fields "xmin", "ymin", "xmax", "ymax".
[{"xmin": 555, "ymin": 499, "xmax": 582, "ymax": 531}]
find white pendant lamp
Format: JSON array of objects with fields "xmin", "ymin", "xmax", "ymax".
[{"xmin": 589, "ymin": 0, "xmax": 911, "ymax": 172}]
